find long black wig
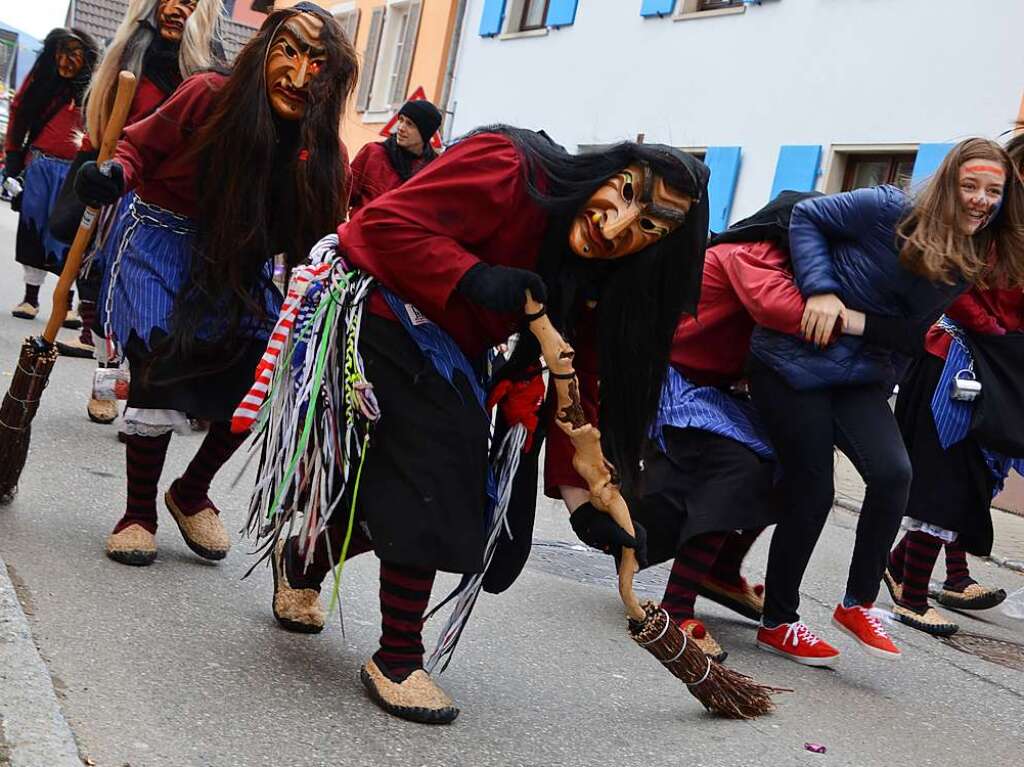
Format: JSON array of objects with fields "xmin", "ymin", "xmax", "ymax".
[
  {"xmin": 485, "ymin": 126, "xmax": 711, "ymax": 492},
  {"xmin": 161, "ymin": 3, "xmax": 358, "ymax": 375},
  {"xmin": 6, "ymin": 28, "xmax": 99, "ymax": 152}
]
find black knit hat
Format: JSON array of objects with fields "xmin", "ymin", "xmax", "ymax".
[{"xmin": 398, "ymin": 99, "xmax": 442, "ymax": 144}]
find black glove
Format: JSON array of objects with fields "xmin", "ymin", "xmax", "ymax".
[
  {"xmin": 570, "ymin": 502, "xmax": 648, "ymax": 568},
  {"xmin": 3, "ymin": 149, "xmax": 25, "ymax": 180},
  {"xmin": 456, "ymin": 263, "xmax": 547, "ymax": 314},
  {"xmin": 74, "ymin": 160, "xmax": 124, "ymax": 208}
]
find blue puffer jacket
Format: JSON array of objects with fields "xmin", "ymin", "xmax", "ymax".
[{"xmin": 750, "ymin": 185, "xmax": 966, "ymax": 389}]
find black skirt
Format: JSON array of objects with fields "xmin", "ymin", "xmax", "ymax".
[
  {"xmin": 633, "ymin": 426, "xmax": 781, "ymax": 567},
  {"xmin": 895, "ymin": 354, "xmax": 995, "ymax": 555},
  {"xmin": 354, "ymin": 315, "xmax": 491, "ymax": 574},
  {"xmin": 125, "ymin": 330, "xmax": 267, "ymax": 423}
]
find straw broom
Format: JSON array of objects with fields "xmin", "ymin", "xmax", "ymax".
[
  {"xmin": 524, "ymin": 291, "xmax": 785, "ymax": 719},
  {"xmin": 0, "ymin": 72, "xmax": 137, "ymax": 504}
]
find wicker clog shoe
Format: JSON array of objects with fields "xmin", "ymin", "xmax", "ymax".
[
  {"xmin": 937, "ymin": 582, "xmax": 1007, "ymax": 611},
  {"xmin": 164, "ymin": 482, "xmax": 230, "ymax": 561},
  {"xmin": 62, "ymin": 307, "xmax": 82, "ymax": 329},
  {"xmin": 882, "ymin": 568, "xmax": 903, "ymax": 604},
  {"xmin": 56, "ymin": 337, "xmax": 95, "ymax": 358},
  {"xmin": 106, "ymin": 523, "xmax": 157, "ymax": 566},
  {"xmin": 698, "ymin": 576, "xmax": 764, "ymax": 622},
  {"xmin": 272, "ymin": 538, "xmax": 325, "ymax": 633},
  {"xmin": 893, "ymin": 603, "xmax": 959, "ymax": 637},
  {"xmin": 360, "ymin": 659, "xmax": 459, "ymax": 725},
  {"xmin": 679, "ymin": 619, "xmax": 728, "ymax": 663},
  {"xmin": 87, "ymin": 398, "xmax": 118, "ymax": 424},
  {"xmin": 11, "ymin": 301, "xmax": 38, "ymax": 320}
]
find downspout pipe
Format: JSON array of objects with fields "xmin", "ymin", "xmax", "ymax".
[{"xmin": 439, "ymin": 0, "xmax": 468, "ymax": 144}]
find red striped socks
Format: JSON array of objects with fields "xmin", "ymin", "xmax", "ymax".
[
  {"xmin": 708, "ymin": 528, "xmax": 762, "ymax": 583},
  {"xmin": 661, "ymin": 531, "xmax": 728, "ymax": 622},
  {"xmin": 173, "ymin": 421, "xmax": 247, "ymax": 512},
  {"xmin": 373, "ymin": 561, "xmax": 436, "ymax": 682},
  {"xmin": 115, "ymin": 432, "xmax": 172, "ymax": 534},
  {"xmin": 943, "ymin": 541, "xmax": 975, "ymax": 591},
  {"xmin": 898, "ymin": 531, "xmax": 943, "ymax": 610}
]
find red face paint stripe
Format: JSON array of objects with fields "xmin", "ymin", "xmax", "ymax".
[{"xmin": 963, "ymin": 164, "xmax": 1006, "ymax": 176}]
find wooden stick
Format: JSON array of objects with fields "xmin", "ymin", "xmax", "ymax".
[
  {"xmin": 524, "ymin": 291, "xmax": 645, "ymax": 621},
  {"xmin": 42, "ymin": 71, "xmax": 137, "ymax": 345}
]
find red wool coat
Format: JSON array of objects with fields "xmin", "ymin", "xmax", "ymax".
[
  {"xmin": 80, "ymin": 75, "xmax": 175, "ymax": 153},
  {"xmin": 348, "ymin": 140, "xmax": 429, "ymax": 212},
  {"xmin": 925, "ymin": 287, "xmax": 1024, "ymax": 360},
  {"xmin": 4, "ymin": 74, "xmax": 82, "ymax": 159}
]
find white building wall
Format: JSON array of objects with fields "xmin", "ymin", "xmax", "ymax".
[{"xmin": 448, "ymin": 0, "xmax": 1024, "ymax": 224}]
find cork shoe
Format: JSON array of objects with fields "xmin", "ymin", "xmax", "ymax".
[
  {"xmin": 698, "ymin": 576, "xmax": 764, "ymax": 622},
  {"xmin": 893, "ymin": 603, "xmax": 959, "ymax": 637},
  {"xmin": 164, "ymin": 482, "xmax": 230, "ymax": 561},
  {"xmin": 882, "ymin": 567, "xmax": 903, "ymax": 604},
  {"xmin": 272, "ymin": 538, "xmax": 325, "ymax": 633},
  {"xmin": 679, "ymin": 618, "xmax": 728, "ymax": 663},
  {"xmin": 87, "ymin": 397, "xmax": 118, "ymax": 424},
  {"xmin": 937, "ymin": 582, "xmax": 1006, "ymax": 611},
  {"xmin": 106, "ymin": 523, "xmax": 157, "ymax": 566},
  {"xmin": 11, "ymin": 301, "xmax": 38, "ymax": 320},
  {"xmin": 360, "ymin": 659, "xmax": 459, "ymax": 725},
  {"xmin": 62, "ymin": 307, "xmax": 82, "ymax": 329}
]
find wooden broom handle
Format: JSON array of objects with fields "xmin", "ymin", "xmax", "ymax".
[
  {"xmin": 42, "ymin": 71, "xmax": 138, "ymax": 345},
  {"xmin": 524, "ymin": 291, "xmax": 646, "ymax": 621}
]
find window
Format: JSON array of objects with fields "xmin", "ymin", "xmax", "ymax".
[
  {"xmin": 842, "ymin": 153, "xmax": 916, "ymax": 193},
  {"xmin": 355, "ymin": 1, "xmax": 423, "ymax": 116},
  {"xmin": 332, "ymin": 4, "xmax": 361, "ymax": 44},
  {"xmin": 519, "ymin": 0, "xmax": 550, "ymax": 30},
  {"xmin": 698, "ymin": 0, "xmax": 744, "ymax": 9}
]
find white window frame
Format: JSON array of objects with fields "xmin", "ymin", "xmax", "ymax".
[
  {"xmin": 499, "ymin": 0, "xmax": 550, "ymax": 40},
  {"xmin": 674, "ymin": 0, "xmax": 747, "ymax": 22},
  {"xmin": 822, "ymin": 143, "xmax": 920, "ymax": 194},
  {"xmin": 329, "ymin": 1, "xmax": 360, "ymax": 44}
]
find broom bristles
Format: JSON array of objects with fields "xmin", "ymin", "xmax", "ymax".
[
  {"xmin": 0, "ymin": 339, "xmax": 58, "ymax": 504},
  {"xmin": 629, "ymin": 601, "xmax": 788, "ymax": 719}
]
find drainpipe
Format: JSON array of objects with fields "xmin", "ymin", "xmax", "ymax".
[{"xmin": 439, "ymin": 0, "xmax": 468, "ymax": 144}]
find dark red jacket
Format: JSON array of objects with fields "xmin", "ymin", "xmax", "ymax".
[
  {"xmin": 544, "ymin": 240, "xmax": 806, "ymax": 495},
  {"xmin": 925, "ymin": 287, "xmax": 1024, "ymax": 359},
  {"xmin": 340, "ymin": 132, "xmax": 548, "ymax": 360},
  {"xmin": 4, "ymin": 74, "xmax": 82, "ymax": 159},
  {"xmin": 348, "ymin": 140, "xmax": 429, "ymax": 212},
  {"xmin": 81, "ymin": 75, "xmax": 174, "ymax": 153}
]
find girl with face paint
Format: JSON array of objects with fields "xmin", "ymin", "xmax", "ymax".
[
  {"xmin": 48, "ymin": 0, "xmax": 225, "ymax": 424},
  {"xmin": 884, "ymin": 132, "xmax": 1024, "ymax": 635},
  {"xmin": 262, "ymin": 125, "xmax": 708, "ymax": 724},
  {"xmin": 70, "ymin": 6, "xmax": 356, "ymax": 573},
  {"xmin": 743, "ymin": 137, "xmax": 1024, "ymax": 668},
  {"xmin": 3, "ymin": 28, "xmax": 98, "ymax": 322}
]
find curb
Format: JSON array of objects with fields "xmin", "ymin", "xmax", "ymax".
[
  {"xmin": 834, "ymin": 497, "xmax": 1024, "ymax": 575},
  {"xmin": 0, "ymin": 555, "xmax": 82, "ymax": 767}
]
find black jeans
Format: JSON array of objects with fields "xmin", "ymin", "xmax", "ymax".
[{"xmin": 749, "ymin": 359, "xmax": 912, "ymax": 625}]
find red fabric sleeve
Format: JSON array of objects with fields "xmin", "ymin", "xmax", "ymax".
[
  {"xmin": 340, "ymin": 133, "xmax": 526, "ymax": 323},
  {"xmin": 718, "ymin": 242, "xmax": 805, "ymax": 335},
  {"xmin": 543, "ymin": 307, "xmax": 600, "ymax": 498},
  {"xmin": 347, "ymin": 142, "xmax": 373, "ymax": 212},
  {"xmin": 4, "ymin": 74, "xmax": 32, "ymax": 153},
  {"xmin": 114, "ymin": 72, "xmax": 224, "ymax": 192},
  {"xmin": 945, "ymin": 290, "xmax": 1008, "ymax": 336}
]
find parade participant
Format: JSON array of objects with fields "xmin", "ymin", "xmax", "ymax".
[
  {"xmin": 348, "ymin": 98, "xmax": 441, "ymax": 211},
  {"xmin": 262, "ymin": 128, "xmax": 709, "ymax": 723},
  {"xmin": 554, "ymin": 192, "xmax": 817, "ymax": 661},
  {"xmin": 3, "ymin": 27, "xmax": 98, "ymax": 321},
  {"xmin": 885, "ymin": 134, "xmax": 1024, "ymax": 633},
  {"xmin": 51, "ymin": 0, "xmax": 225, "ymax": 429},
  {"xmin": 74, "ymin": 3, "xmax": 356, "ymax": 567},
  {"xmin": 747, "ymin": 138, "xmax": 1024, "ymax": 665}
]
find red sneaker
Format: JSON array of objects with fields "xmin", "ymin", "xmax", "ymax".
[
  {"xmin": 756, "ymin": 621, "xmax": 840, "ymax": 667},
  {"xmin": 832, "ymin": 603, "xmax": 901, "ymax": 660}
]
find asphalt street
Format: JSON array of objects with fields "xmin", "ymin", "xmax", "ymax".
[{"xmin": 0, "ymin": 205, "xmax": 1022, "ymax": 767}]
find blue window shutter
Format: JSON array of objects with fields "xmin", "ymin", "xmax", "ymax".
[
  {"xmin": 770, "ymin": 145, "xmax": 822, "ymax": 200},
  {"xmin": 641, "ymin": 0, "xmax": 676, "ymax": 16},
  {"xmin": 704, "ymin": 146, "xmax": 742, "ymax": 233},
  {"xmin": 911, "ymin": 143, "xmax": 954, "ymax": 189},
  {"xmin": 546, "ymin": 0, "xmax": 579, "ymax": 27},
  {"xmin": 479, "ymin": 0, "xmax": 507, "ymax": 36}
]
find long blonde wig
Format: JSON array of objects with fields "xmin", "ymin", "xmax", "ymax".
[{"xmin": 85, "ymin": 0, "xmax": 224, "ymax": 146}]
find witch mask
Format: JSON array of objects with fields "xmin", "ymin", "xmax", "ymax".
[
  {"xmin": 570, "ymin": 162, "xmax": 692, "ymax": 260},
  {"xmin": 157, "ymin": 0, "xmax": 198, "ymax": 42},
  {"xmin": 55, "ymin": 38, "xmax": 86, "ymax": 79},
  {"xmin": 265, "ymin": 13, "xmax": 327, "ymax": 121}
]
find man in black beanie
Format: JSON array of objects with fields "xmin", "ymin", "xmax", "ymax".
[{"xmin": 348, "ymin": 98, "xmax": 442, "ymax": 211}]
